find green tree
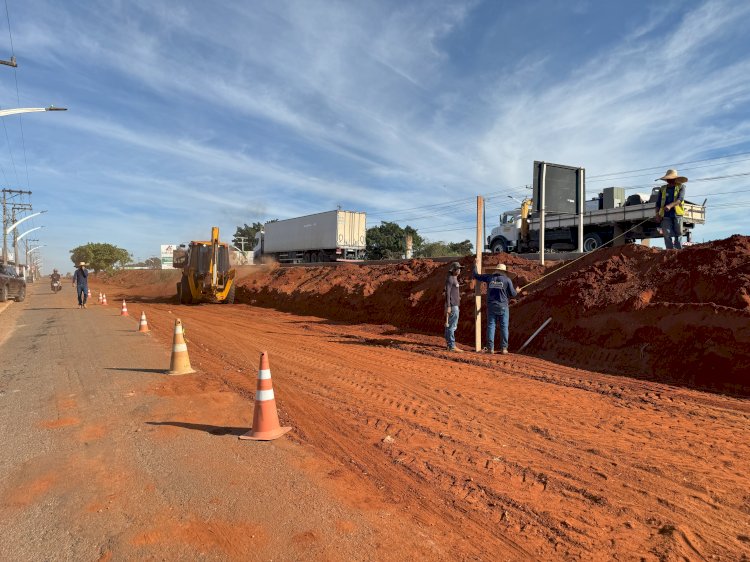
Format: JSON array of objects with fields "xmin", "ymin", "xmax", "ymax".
[
  {"xmin": 233, "ymin": 221, "xmax": 277, "ymax": 251},
  {"xmin": 69, "ymin": 243, "xmax": 132, "ymax": 272},
  {"xmin": 416, "ymin": 239, "xmax": 474, "ymax": 258},
  {"xmin": 145, "ymin": 257, "xmax": 162, "ymax": 269},
  {"xmin": 448, "ymin": 240, "xmax": 474, "ymax": 255},
  {"xmin": 366, "ymin": 222, "xmax": 424, "ymax": 260}
]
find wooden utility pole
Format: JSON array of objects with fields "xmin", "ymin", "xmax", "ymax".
[{"xmin": 475, "ymin": 196, "xmax": 484, "ymax": 352}]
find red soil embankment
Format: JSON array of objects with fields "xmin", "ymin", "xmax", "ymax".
[{"xmin": 234, "ymin": 236, "xmax": 750, "ymax": 395}]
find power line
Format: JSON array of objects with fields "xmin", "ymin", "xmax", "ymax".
[
  {"xmin": 3, "ymin": 0, "xmax": 28, "ymax": 190},
  {"xmin": 586, "ymin": 150, "xmax": 750, "ymax": 181}
]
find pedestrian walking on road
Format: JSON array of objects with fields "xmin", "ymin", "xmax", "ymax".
[
  {"xmin": 72, "ymin": 262, "xmax": 89, "ymax": 308},
  {"xmin": 473, "ymin": 264, "xmax": 522, "ymax": 354},
  {"xmin": 444, "ymin": 261, "xmax": 463, "ymax": 352},
  {"xmin": 655, "ymin": 169, "xmax": 688, "ymax": 250}
]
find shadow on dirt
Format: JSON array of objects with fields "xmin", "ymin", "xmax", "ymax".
[
  {"xmin": 146, "ymin": 421, "xmax": 247, "ymax": 436},
  {"xmin": 106, "ymin": 367, "xmax": 165, "ymax": 374}
]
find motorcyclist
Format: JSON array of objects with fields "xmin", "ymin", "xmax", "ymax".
[{"xmin": 50, "ymin": 269, "xmax": 61, "ymax": 291}]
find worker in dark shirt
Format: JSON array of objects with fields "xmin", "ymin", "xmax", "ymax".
[
  {"xmin": 473, "ymin": 264, "xmax": 522, "ymax": 354},
  {"xmin": 72, "ymin": 262, "xmax": 89, "ymax": 309},
  {"xmin": 654, "ymin": 169, "xmax": 687, "ymax": 250},
  {"xmin": 444, "ymin": 261, "xmax": 463, "ymax": 352}
]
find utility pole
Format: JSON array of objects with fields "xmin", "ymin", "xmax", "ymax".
[
  {"xmin": 26, "ymin": 239, "xmax": 39, "ymax": 280},
  {"xmin": 1, "ymin": 188, "xmax": 32, "ymax": 264},
  {"xmin": 10, "ymin": 203, "xmax": 32, "ymax": 274},
  {"xmin": 475, "ymin": 196, "xmax": 484, "ymax": 352}
]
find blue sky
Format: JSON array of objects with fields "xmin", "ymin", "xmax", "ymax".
[{"xmin": 1, "ymin": 0, "xmax": 749, "ymax": 272}]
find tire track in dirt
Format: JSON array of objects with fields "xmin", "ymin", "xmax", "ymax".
[{"xmin": 97, "ymin": 301, "xmax": 750, "ymax": 561}]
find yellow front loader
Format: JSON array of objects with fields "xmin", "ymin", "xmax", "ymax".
[{"xmin": 172, "ymin": 227, "xmax": 236, "ymax": 304}]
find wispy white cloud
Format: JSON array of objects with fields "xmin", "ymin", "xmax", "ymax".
[{"xmin": 3, "ymin": 0, "xmax": 749, "ymax": 270}]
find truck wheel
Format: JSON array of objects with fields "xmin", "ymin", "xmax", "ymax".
[
  {"xmin": 582, "ymin": 233, "xmax": 603, "ymax": 252},
  {"xmin": 15, "ymin": 286, "xmax": 26, "ymax": 302},
  {"xmin": 310, "ymin": 252, "xmax": 318, "ymax": 263},
  {"xmin": 491, "ymin": 239, "xmax": 507, "ymax": 253},
  {"xmin": 223, "ymin": 284, "xmax": 236, "ymax": 304}
]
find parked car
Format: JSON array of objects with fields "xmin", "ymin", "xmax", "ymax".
[{"xmin": 0, "ymin": 264, "xmax": 26, "ymax": 302}]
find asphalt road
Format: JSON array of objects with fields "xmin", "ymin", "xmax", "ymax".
[{"xmin": 0, "ymin": 284, "xmax": 435, "ymax": 561}]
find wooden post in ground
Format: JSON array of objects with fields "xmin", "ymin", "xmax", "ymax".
[{"xmin": 475, "ymin": 196, "xmax": 484, "ymax": 352}]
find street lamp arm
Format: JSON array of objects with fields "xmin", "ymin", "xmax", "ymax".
[
  {"xmin": 0, "ymin": 107, "xmax": 67, "ymax": 118},
  {"xmin": 5, "ymin": 211, "xmax": 47, "ymax": 235},
  {"xmin": 17, "ymin": 226, "xmax": 44, "ymax": 241},
  {"xmin": 27, "ymin": 245, "xmax": 46, "ymax": 253}
]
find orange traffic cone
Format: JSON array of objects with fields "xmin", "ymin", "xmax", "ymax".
[
  {"xmin": 102, "ymin": 294, "xmax": 108, "ymax": 306},
  {"xmin": 168, "ymin": 319, "xmax": 194, "ymax": 375},
  {"xmin": 98, "ymin": 292, "xmax": 102, "ymax": 304},
  {"xmin": 138, "ymin": 312, "xmax": 150, "ymax": 333},
  {"xmin": 87, "ymin": 288, "xmax": 92, "ymax": 300},
  {"xmin": 120, "ymin": 300, "xmax": 129, "ymax": 316},
  {"xmin": 239, "ymin": 352, "xmax": 292, "ymax": 441}
]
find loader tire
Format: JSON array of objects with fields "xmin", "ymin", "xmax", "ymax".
[
  {"xmin": 179, "ymin": 277, "xmax": 193, "ymax": 304},
  {"xmin": 223, "ymin": 283, "xmax": 236, "ymax": 304}
]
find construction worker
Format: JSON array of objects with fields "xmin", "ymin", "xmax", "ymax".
[
  {"xmin": 72, "ymin": 262, "xmax": 89, "ymax": 309},
  {"xmin": 655, "ymin": 169, "xmax": 688, "ymax": 249},
  {"xmin": 444, "ymin": 261, "xmax": 463, "ymax": 352},
  {"xmin": 473, "ymin": 264, "xmax": 522, "ymax": 354}
]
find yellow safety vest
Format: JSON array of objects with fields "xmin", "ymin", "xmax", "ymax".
[{"xmin": 659, "ymin": 183, "xmax": 685, "ymax": 217}]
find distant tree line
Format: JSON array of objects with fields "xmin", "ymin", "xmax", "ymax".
[{"xmin": 365, "ymin": 221, "xmax": 473, "ymax": 259}]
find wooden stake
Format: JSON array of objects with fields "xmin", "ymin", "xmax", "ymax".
[{"xmin": 475, "ymin": 196, "xmax": 483, "ymax": 352}]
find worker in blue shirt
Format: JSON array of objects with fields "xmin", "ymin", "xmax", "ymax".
[{"xmin": 473, "ymin": 264, "xmax": 522, "ymax": 354}]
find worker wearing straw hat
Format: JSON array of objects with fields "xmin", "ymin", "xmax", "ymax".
[
  {"xmin": 72, "ymin": 261, "xmax": 89, "ymax": 309},
  {"xmin": 654, "ymin": 169, "xmax": 688, "ymax": 249},
  {"xmin": 473, "ymin": 263, "xmax": 522, "ymax": 354}
]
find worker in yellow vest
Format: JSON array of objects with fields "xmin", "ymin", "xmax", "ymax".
[{"xmin": 654, "ymin": 169, "xmax": 687, "ymax": 249}]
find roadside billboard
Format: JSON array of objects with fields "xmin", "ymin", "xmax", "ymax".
[{"xmin": 160, "ymin": 244, "xmax": 177, "ymax": 268}]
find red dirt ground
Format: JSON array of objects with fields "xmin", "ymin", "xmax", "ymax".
[{"xmin": 88, "ymin": 237, "xmax": 750, "ymax": 559}]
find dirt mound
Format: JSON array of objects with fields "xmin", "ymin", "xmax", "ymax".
[
  {"xmin": 514, "ymin": 235, "xmax": 750, "ymax": 394},
  {"xmin": 89, "ymin": 270, "xmax": 180, "ymax": 301},
  {"xmin": 235, "ymin": 237, "xmax": 750, "ymax": 395},
  {"xmin": 235, "ymin": 254, "xmax": 548, "ymax": 339}
]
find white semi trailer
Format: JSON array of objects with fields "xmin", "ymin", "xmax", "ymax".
[
  {"xmin": 487, "ymin": 186, "xmax": 706, "ymax": 253},
  {"xmin": 253, "ymin": 210, "xmax": 367, "ymax": 263}
]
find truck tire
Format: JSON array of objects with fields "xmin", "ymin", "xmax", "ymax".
[
  {"xmin": 491, "ymin": 238, "xmax": 507, "ymax": 253},
  {"xmin": 223, "ymin": 283, "xmax": 236, "ymax": 304},
  {"xmin": 582, "ymin": 233, "xmax": 603, "ymax": 252},
  {"xmin": 15, "ymin": 286, "xmax": 25, "ymax": 302}
]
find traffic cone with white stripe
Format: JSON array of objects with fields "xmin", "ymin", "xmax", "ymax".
[
  {"xmin": 138, "ymin": 311, "xmax": 150, "ymax": 333},
  {"xmin": 239, "ymin": 351, "xmax": 291, "ymax": 441},
  {"xmin": 87, "ymin": 288, "xmax": 92, "ymax": 300},
  {"xmin": 120, "ymin": 300, "xmax": 129, "ymax": 316},
  {"xmin": 168, "ymin": 319, "xmax": 194, "ymax": 375},
  {"xmin": 98, "ymin": 292, "xmax": 103, "ymax": 304},
  {"xmin": 102, "ymin": 294, "xmax": 108, "ymax": 306}
]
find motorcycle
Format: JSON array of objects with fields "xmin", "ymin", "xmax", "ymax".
[{"xmin": 51, "ymin": 280, "xmax": 62, "ymax": 293}]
